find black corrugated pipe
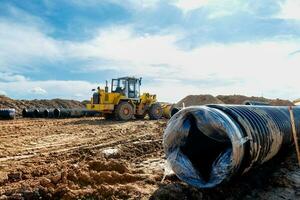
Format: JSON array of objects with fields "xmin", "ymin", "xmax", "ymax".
[
  {"xmin": 0, "ymin": 109, "xmax": 16, "ymax": 120},
  {"xmin": 163, "ymin": 105, "xmax": 299, "ymax": 188},
  {"xmin": 22, "ymin": 108, "xmax": 35, "ymax": 118},
  {"xmin": 170, "ymin": 107, "xmax": 181, "ymax": 117},
  {"xmin": 33, "ymin": 108, "xmax": 48, "ymax": 118},
  {"xmin": 84, "ymin": 110, "xmax": 100, "ymax": 117},
  {"xmin": 243, "ymin": 100, "xmax": 270, "ymax": 106},
  {"xmin": 44, "ymin": 109, "xmax": 55, "ymax": 118},
  {"xmin": 53, "ymin": 108, "xmax": 88, "ymax": 118}
]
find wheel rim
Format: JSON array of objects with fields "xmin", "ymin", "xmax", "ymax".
[{"xmin": 123, "ymin": 108, "xmax": 129, "ymax": 115}]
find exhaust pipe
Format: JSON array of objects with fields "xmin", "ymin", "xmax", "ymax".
[
  {"xmin": 0, "ymin": 109, "xmax": 16, "ymax": 120},
  {"xmin": 163, "ymin": 105, "xmax": 299, "ymax": 188}
]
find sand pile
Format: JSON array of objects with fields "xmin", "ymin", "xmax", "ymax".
[
  {"xmin": 217, "ymin": 95, "xmax": 294, "ymax": 106},
  {"xmin": 176, "ymin": 95, "xmax": 224, "ymax": 107},
  {"xmin": 176, "ymin": 94, "xmax": 294, "ymax": 107}
]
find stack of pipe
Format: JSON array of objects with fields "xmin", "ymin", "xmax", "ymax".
[
  {"xmin": 164, "ymin": 105, "xmax": 299, "ymax": 188},
  {"xmin": 243, "ymin": 100, "xmax": 270, "ymax": 106},
  {"xmin": 0, "ymin": 109, "xmax": 16, "ymax": 120},
  {"xmin": 22, "ymin": 108, "xmax": 99, "ymax": 118}
]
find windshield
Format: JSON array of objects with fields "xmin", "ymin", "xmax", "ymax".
[{"xmin": 112, "ymin": 79, "xmax": 127, "ymax": 93}]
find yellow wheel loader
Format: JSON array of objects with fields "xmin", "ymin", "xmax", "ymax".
[{"xmin": 86, "ymin": 77, "xmax": 163, "ymax": 121}]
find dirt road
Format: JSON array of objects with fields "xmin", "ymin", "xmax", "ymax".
[{"xmin": 0, "ymin": 118, "xmax": 299, "ymax": 199}]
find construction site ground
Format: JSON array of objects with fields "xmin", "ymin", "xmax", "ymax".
[{"xmin": 0, "ymin": 117, "xmax": 299, "ymax": 200}]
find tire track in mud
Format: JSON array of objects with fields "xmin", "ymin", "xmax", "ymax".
[
  {"xmin": 0, "ymin": 118, "xmax": 167, "ymax": 199},
  {"xmin": 0, "ymin": 118, "xmax": 166, "ymax": 164}
]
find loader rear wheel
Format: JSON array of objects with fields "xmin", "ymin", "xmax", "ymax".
[
  {"xmin": 115, "ymin": 102, "xmax": 133, "ymax": 121},
  {"xmin": 149, "ymin": 103, "xmax": 163, "ymax": 120}
]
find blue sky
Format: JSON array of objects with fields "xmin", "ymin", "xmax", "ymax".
[{"xmin": 0, "ymin": 0, "xmax": 300, "ymax": 102}]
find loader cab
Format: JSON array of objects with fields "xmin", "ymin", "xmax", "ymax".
[{"xmin": 111, "ymin": 77, "xmax": 141, "ymax": 99}]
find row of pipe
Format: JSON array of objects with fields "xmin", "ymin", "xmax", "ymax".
[
  {"xmin": 168, "ymin": 100, "xmax": 271, "ymax": 118},
  {"xmin": 243, "ymin": 100, "xmax": 270, "ymax": 106},
  {"xmin": 22, "ymin": 108, "xmax": 99, "ymax": 118},
  {"xmin": 163, "ymin": 105, "xmax": 299, "ymax": 188},
  {"xmin": 0, "ymin": 109, "xmax": 16, "ymax": 120}
]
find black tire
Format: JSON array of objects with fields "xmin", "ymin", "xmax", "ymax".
[
  {"xmin": 115, "ymin": 102, "xmax": 134, "ymax": 121},
  {"xmin": 149, "ymin": 103, "xmax": 163, "ymax": 120}
]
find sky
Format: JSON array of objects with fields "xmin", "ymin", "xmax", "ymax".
[{"xmin": 1, "ymin": 0, "xmax": 300, "ymax": 103}]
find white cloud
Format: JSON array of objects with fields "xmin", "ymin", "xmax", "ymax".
[
  {"xmin": 30, "ymin": 87, "xmax": 47, "ymax": 95},
  {"xmin": 0, "ymin": 72, "xmax": 28, "ymax": 82},
  {"xmin": 65, "ymin": 27, "xmax": 300, "ymax": 102},
  {"xmin": 173, "ymin": 0, "xmax": 210, "ymax": 12},
  {"xmin": 1, "ymin": 9, "xmax": 300, "ymax": 102},
  {"xmin": 0, "ymin": 80, "xmax": 96, "ymax": 100},
  {"xmin": 0, "ymin": 21, "xmax": 61, "ymax": 73},
  {"xmin": 278, "ymin": 0, "xmax": 300, "ymax": 20},
  {"xmin": 0, "ymin": 90, "xmax": 7, "ymax": 96}
]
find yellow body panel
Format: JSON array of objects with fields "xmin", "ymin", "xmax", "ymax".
[
  {"xmin": 87, "ymin": 88, "xmax": 158, "ymax": 115},
  {"xmin": 161, "ymin": 104, "xmax": 172, "ymax": 118},
  {"xmin": 86, "ymin": 103, "xmax": 114, "ymax": 112}
]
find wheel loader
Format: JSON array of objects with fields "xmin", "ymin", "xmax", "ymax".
[{"xmin": 86, "ymin": 77, "xmax": 163, "ymax": 121}]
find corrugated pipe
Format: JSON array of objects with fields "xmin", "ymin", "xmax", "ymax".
[
  {"xmin": 53, "ymin": 108, "xmax": 89, "ymax": 118},
  {"xmin": 84, "ymin": 110, "xmax": 100, "ymax": 117},
  {"xmin": 163, "ymin": 105, "xmax": 299, "ymax": 188},
  {"xmin": 170, "ymin": 107, "xmax": 181, "ymax": 117},
  {"xmin": 22, "ymin": 108, "xmax": 35, "ymax": 118},
  {"xmin": 0, "ymin": 109, "xmax": 16, "ymax": 120},
  {"xmin": 33, "ymin": 108, "xmax": 48, "ymax": 118},
  {"xmin": 243, "ymin": 100, "xmax": 270, "ymax": 106},
  {"xmin": 44, "ymin": 109, "xmax": 55, "ymax": 118}
]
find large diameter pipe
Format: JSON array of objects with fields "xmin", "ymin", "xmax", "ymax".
[
  {"xmin": 22, "ymin": 108, "xmax": 35, "ymax": 118},
  {"xmin": 163, "ymin": 105, "xmax": 299, "ymax": 188},
  {"xmin": 243, "ymin": 100, "xmax": 270, "ymax": 106},
  {"xmin": 33, "ymin": 108, "xmax": 49, "ymax": 118},
  {"xmin": 53, "ymin": 108, "xmax": 90, "ymax": 118},
  {"xmin": 44, "ymin": 109, "xmax": 55, "ymax": 118},
  {"xmin": 0, "ymin": 109, "xmax": 16, "ymax": 120}
]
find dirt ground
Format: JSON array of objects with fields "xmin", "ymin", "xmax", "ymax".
[{"xmin": 0, "ymin": 118, "xmax": 299, "ymax": 200}]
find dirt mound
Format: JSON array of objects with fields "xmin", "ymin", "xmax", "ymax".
[
  {"xmin": 0, "ymin": 95, "xmax": 86, "ymax": 116},
  {"xmin": 176, "ymin": 94, "xmax": 294, "ymax": 107},
  {"xmin": 216, "ymin": 95, "xmax": 294, "ymax": 106},
  {"xmin": 176, "ymin": 95, "xmax": 224, "ymax": 107}
]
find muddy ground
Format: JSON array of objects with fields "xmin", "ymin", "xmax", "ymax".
[{"xmin": 0, "ymin": 118, "xmax": 299, "ymax": 200}]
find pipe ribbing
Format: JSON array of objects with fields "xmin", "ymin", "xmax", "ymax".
[
  {"xmin": 163, "ymin": 105, "xmax": 299, "ymax": 188},
  {"xmin": 243, "ymin": 100, "xmax": 270, "ymax": 106},
  {"xmin": 0, "ymin": 109, "xmax": 15, "ymax": 120}
]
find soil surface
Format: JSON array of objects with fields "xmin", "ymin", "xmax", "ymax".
[{"xmin": 0, "ymin": 118, "xmax": 299, "ymax": 200}]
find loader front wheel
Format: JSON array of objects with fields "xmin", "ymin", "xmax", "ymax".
[
  {"xmin": 149, "ymin": 103, "xmax": 163, "ymax": 120},
  {"xmin": 115, "ymin": 102, "xmax": 133, "ymax": 121}
]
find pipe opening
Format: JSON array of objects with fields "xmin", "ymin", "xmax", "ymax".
[
  {"xmin": 54, "ymin": 109, "xmax": 60, "ymax": 118},
  {"xmin": 44, "ymin": 110, "xmax": 49, "ymax": 118},
  {"xmin": 22, "ymin": 109, "xmax": 27, "ymax": 117},
  {"xmin": 33, "ymin": 109, "xmax": 39, "ymax": 118},
  {"xmin": 180, "ymin": 114, "xmax": 232, "ymax": 183}
]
